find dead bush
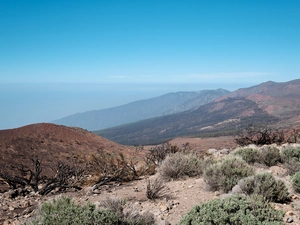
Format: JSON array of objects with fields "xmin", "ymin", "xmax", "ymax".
[
  {"xmin": 146, "ymin": 177, "xmax": 169, "ymax": 200},
  {"xmin": 90, "ymin": 149, "xmax": 138, "ymax": 185},
  {"xmin": 235, "ymin": 125, "xmax": 285, "ymax": 146},
  {"xmin": 143, "ymin": 142, "xmax": 179, "ymax": 166},
  {"xmin": 0, "ymin": 157, "xmax": 85, "ymax": 196}
]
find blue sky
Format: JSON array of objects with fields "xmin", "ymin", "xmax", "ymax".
[{"xmin": 1, "ymin": 0, "xmax": 300, "ymax": 129}]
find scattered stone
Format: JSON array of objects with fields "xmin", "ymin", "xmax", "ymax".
[
  {"xmin": 220, "ymin": 149, "xmax": 229, "ymax": 154},
  {"xmin": 286, "ymin": 216, "xmax": 293, "ymax": 223},
  {"xmin": 207, "ymin": 149, "xmax": 218, "ymax": 154}
]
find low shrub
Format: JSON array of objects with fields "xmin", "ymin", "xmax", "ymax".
[
  {"xmin": 23, "ymin": 196, "xmax": 155, "ymax": 225},
  {"xmin": 234, "ymin": 148, "xmax": 259, "ymax": 164},
  {"xmin": 158, "ymin": 153, "xmax": 203, "ymax": 180},
  {"xmin": 179, "ymin": 195, "xmax": 284, "ymax": 225},
  {"xmin": 258, "ymin": 146, "xmax": 281, "ymax": 167},
  {"xmin": 292, "ymin": 171, "xmax": 300, "ymax": 193},
  {"xmin": 237, "ymin": 173, "xmax": 289, "ymax": 202},
  {"xmin": 204, "ymin": 157, "xmax": 254, "ymax": 192}
]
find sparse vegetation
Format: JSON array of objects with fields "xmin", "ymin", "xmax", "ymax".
[
  {"xmin": 204, "ymin": 157, "xmax": 254, "ymax": 192},
  {"xmin": 236, "ymin": 173, "xmax": 289, "ymax": 202},
  {"xmin": 24, "ymin": 196, "xmax": 155, "ymax": 225},
  {"xmin": 179, "ymin": 195, "xmax": 284, "ymax": 225},
  {"xmin": 158, "ymin": 152, "xmax": 203, "ymax": 180}
]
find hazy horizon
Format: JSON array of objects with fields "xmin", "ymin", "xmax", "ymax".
[{"xmin": 1, "ymin": 0, "xmax": 299, "ymax": 129}]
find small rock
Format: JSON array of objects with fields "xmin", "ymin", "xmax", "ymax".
[
  {"xmin": 286, "ymin": 216, "xmax": 293, "ymax": 223},
  {"xmin": 220, "ymin": 149, "xmax": 229, "ymax": 154},
  {"xmin": 160, "ymin": 205, "xmax": 169, "ymax": 212},
  {"xmin": 207, "ymin": 149, "xmax": 218, "ymax": 154},
  {"xmin": 286, "ymin": 211, "xmax": 294, "ymax": 216}
]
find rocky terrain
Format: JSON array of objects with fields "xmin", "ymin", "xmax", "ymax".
[{"xmin": 2, "ymin": 134, "xmax": 300, "ymax": 224}]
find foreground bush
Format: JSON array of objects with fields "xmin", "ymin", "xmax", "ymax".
[
  {"xmin": 158, "ymin": 153, "xmax": 203, "ymax": 180},
  {"xmin": 237, "ymin": 173, "xmax": 289, "ymax": 202},
  {"xmin": 204, "ymin": 157, "xmax": 254, "ymax": 192},
  {"xmin": 292, "ymin": 171, "xmax": 300, "ymax": 193},
  {"xmin": 24, "ymin": 196, "xmax": 155, "ymax": 225},
  {"xmin": 179, "ymin": 195, "xmax": 284, "ymax": 225},
  {"xmin": 234, "ymin": 148, "xmax": 259, "ymax": 164}
]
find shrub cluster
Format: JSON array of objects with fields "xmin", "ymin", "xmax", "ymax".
[
  {"xmin": 237, "ymin": 173, "xmax": 289, "ymax": 202},
  {"xmin": 23, "ymin": 196, "xmax": 155, "ymax": 225},
  {"xmin": 179, "ymin": 195, "xmax": 284, "ymax": 225},
  {"xmin": 158, "ymin": 153, "xmax": 203, "ymax": 181},
  {"xmin": 204, "ymin": 157, "xmax": 254, "ymax": 192},
  {"xmin": 234, "ymin": 148, "xmax": 258, "ymax": 164},
  {"xmin": 234, "ymin": 146, "xmax": 281, "ymax": 167}
]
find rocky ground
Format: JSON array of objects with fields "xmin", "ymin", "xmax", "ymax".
[{"xmin": 2, "ymin": 142, "xmax": 300, "ymax": 224}]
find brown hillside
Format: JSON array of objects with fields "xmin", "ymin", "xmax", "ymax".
[{"xmin": 0, "ymin": 123, "xmax": 134, "ymax": 190}]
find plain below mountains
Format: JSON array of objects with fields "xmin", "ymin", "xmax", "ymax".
[
  {"xmin": 53, "ymin": 89, "xmax": 230, "ymax": 131},
  {"xmin": 95, "ymin": 79, "xmax": 300, "ymax": 145}
]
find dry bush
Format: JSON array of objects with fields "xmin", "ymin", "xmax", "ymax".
[
  {"xmin": 235, "ymin": 125, "xmax": 285, "ymax": 146},
  {"xmin": 143, "ymin": 142, "xmax": 180, "ymax": 166},
  {"xmin": 0, "ymin": 157, "xmax": 85, "ymax": 196},
  {"xmin": 146, "ymin": 177, "xmax": 169, "ymax": 200},
  {"xmin": 90, "ymin": 149, "xmax": 138, "ymax": 185},
  {"xmin": 158, "ymin": 153, "xmax": 203, "ymax": 181}
]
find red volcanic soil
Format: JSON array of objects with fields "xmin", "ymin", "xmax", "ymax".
[{"xmin": 0, "ymin": 123, "xmax": 134, "ymax": 191}]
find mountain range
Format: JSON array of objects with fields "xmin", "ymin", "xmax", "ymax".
[
  {"xmin": 53, "ymin": 89, "xmax": 230, "ymax": 131},
  {"xmin": 95, "ymin": 79, "xmax": 300, "ymax": 145}
]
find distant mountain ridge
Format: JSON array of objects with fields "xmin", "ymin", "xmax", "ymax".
[
  {"xmin": 53, "ymin": 88, "xmax": 230, "ymax": 131},
  {"xmin": 95, "ymin": 79, "xmax": 300, "ymax": 145}
]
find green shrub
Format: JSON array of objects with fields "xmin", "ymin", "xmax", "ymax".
[
  {"xmin": 179, "ymin": 195, "xmax": 284, "ymax": 225},
  {"xmin": 24, "ymin": 196, "xmax": 155, "ymax": 225},
  {"xmin": 158, "ymin": 153, "xmax": 203, "ymax": 180},
  {"xmin": 234, "ymin": 148, "xmax": 259, "ymax": 164},
  {"xmin": 292, "ymin": 171, "xmax": 300, "ymax": 193},
  {"xmin": 204, "ymin": 157, "xmax": 254, "ymax": 192},
  {"xmin": 237, "ymin": 173, "xmax": 289, "ymax": 202},
  {"xmin": 258, "ymin": 146, "xmax": 281, "ymax": 167},
  {"xmin": 281, "ymin": 146, "xmax": 300, "ymax": 162}
]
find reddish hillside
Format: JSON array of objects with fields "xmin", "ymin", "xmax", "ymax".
[
  {"xmin": 218, "ymin": 79, "xmax": 300, "ymax": 125},
  {"xmin": 0, "ymin": 123, "xmax": 134, "ymax": 185}
]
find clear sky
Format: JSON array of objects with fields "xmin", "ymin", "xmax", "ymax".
[{"xmin": 1, "ymin": 0, "xmax": 300, "ymax": 129}]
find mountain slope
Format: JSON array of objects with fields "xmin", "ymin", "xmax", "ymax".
[
  {"xmin": 53, "ymin": 89, "xmax": 230, "ymax": 131},
  {"xmin": 95, "ymin": 79, "xmax": 300, "ymax": 145},
  {"xmin": 95, "ymin": 98, "xmax": 277, "ymax": 145}
]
